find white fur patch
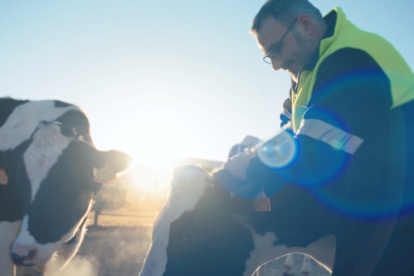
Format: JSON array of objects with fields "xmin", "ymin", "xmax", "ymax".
[
  {"xmin": 302, "ymin": 255, "xmax": 312, "ymax": 274},
  {"xmin": 244, "ymin": 228, "xmax": 336, "ymax": 276},
  {"xmin": 140, "ymin": 167, "xmax": 212, "ymax": 276},
  {"xmin": 0, "ymin": 100, "xmax": 78, "ymax": 152},
  {"xmin": 23, "ymin": 122, "xmax": 72, "ymax": 202}
]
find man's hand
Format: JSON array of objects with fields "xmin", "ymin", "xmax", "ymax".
[
  {"xmin": 240, "ymin": 135, "xmax": 262, "ymax": 149},
  {"xmin": 225, "ymin": 150, "xmax": 257, "ymax": 181},
  {"xmin": 213, "ymin": 149, "xmax": 261, "ymax": 199}
]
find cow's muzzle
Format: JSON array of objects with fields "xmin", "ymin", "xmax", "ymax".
[{"xmin": 10, "ymin": 244, "xmax": 37, "ymax": 266}]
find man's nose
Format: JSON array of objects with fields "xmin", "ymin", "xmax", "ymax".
[{"xmin": 271, "ymin": 58, "xmax": 283, "ymax": 71}]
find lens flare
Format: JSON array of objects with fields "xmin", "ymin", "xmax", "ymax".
[
  {"xmin": 307, "ymin": 103, "xmax": 414, "ymax": 219},
  {"xmin": 257, "ymin": 130, "xmax": 298, "ymax": 169},
  {"xmin": 312, "ymin": 185, "xmax": 411, "ymax": 220},
  {"xmin": 312, "ymin": 162, "xmax": 414, "ymax": 220}
]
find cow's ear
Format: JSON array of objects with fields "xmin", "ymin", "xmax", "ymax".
[
  {"xmin": 93, "ymin": 150, "xmax": 132, "ymax": 184},
  {"xmin": 0, "ymin": 168, "xmax": 8, "ymax": 185}
]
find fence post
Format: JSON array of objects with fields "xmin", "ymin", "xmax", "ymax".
[{"xmin": 94, "ymin": 206, "xmax": 101, "ymax": 227}]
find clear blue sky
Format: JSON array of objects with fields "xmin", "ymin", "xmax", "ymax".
[{"xmin": 1, "ymin": 0, "xmax": 413, "ymax": 166}]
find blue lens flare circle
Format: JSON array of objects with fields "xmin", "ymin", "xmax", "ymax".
[{"xmin": 257, "ymin": 130, "xmax": 298, "ymax": 169}]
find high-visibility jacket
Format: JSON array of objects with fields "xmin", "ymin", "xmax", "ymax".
[{"xmin": 292, "ymin": 7, "xmax": 414, "ymax": 132}]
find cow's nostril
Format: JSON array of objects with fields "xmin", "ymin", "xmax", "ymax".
[
  {"xmin": 10, "ymin": 252, "xmax": 25, "ymax": 266},
  {"xmin": 27, "ymin": 249, "xmax": 36, "ymax": 259},
  {"xmin": 10, "ymin": 246, "xmax": 37, "ymax": 266}
]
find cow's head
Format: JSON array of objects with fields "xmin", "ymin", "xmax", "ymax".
[{"xmin": 8, "ymin": 121, "xmax": 131, "ymax": 269}]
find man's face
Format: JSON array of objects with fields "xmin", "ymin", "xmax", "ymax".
[{"xmin": 256, "ymin": 15, "xmax": 314, "ymax": 80}]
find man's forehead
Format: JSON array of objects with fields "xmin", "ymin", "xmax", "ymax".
[{"xmin": 256, "ymin": 16, "xmax": 287, "ymax": 53}]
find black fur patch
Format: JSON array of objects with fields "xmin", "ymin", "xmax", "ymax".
[
  {"xmin": 56, "ymin": 110, "xmax": 92, "ymax": 144},
  {"xmin": 28, "ymin": 141, "xmax": 95, "ymax": 244},
  {"xmin": 0, "ymin": 98, "xmax": 28, "ymax": 128},
  {"xmin": 0, "ymin": 141, "xmax": 32, "ymax": 222},
  {"xmin": 164, "ymin": 183, "xmax": 255, "ymax": 276},
  {"xmin": 53, "ymin": 101, "xmax": 74, "ymax": 108}
]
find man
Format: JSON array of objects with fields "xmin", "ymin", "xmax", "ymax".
[{"xmin": 214, "ymin": 0, "xmax": 414, "ymax": 275}]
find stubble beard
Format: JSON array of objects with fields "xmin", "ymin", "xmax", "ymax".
[{"xmin": 289, "ymin": 30, "xmax": 317, "ymax": 80}]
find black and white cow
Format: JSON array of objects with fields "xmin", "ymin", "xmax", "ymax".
[
  {"xmin": 0, "ymin": 98, "xmax": 132, "ymax": 276},
  {"xmin": 140, "ymin": 165, "xmax": 414, "ymax": 276},
  {"xmin": 140, "ymin": 166, "xmax": 335, "ymax": 276},
  {"xmin": 229, "ymin": 136, "xmax": 316, "ymax": 276}
]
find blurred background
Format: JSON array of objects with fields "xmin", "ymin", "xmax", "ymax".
[{"xmin": 3, "ymin": 0, "xmax": 413, "ymax": 275}]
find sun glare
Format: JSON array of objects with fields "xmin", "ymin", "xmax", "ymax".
[
  {"xmin": 119, "ymin": 122, "xmax": 190, "ymax": 170},
  {"xmin": 100, "ymin": 100, "xmax": 195, "ymax": 171}
]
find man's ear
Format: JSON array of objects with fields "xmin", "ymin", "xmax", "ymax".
[
  {"xmin": 296, "ymin": 14, "xmax": 314, "ymax": 35},
  {"xmin": 93, "ymin": 149, "xmax": 132, "ymax": 184}
]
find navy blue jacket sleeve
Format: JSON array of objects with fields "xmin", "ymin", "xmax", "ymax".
[{"xmin": 245, "ymin": 48, "xmax": 396, "ymax": 201}]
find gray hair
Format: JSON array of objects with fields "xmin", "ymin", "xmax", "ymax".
[{"xmin": 251, "ymin": 0, "xmax": 323, "ymax": 35}]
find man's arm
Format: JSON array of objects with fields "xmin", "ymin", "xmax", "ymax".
[{"xmin": 216, "ymin": 48, "xmax": 395, "ymax": 202}]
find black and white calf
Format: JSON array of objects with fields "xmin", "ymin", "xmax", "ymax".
[
  {"xmin": 140, "ymin": 165, "xmax": 414, "ymax": 276},
  {"xmin": 139, "ymin": 166, "xmax": 335, "ymax": 276},
  {"xmin": 0, "ymin": 98, "xmax": 131, "ymax": 276}
]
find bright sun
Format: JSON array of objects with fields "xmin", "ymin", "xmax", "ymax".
[
  {"xmin": 92, "ymin": 100, "xmax": 194, "ymax": 171},
  {"xmin": 120, "ymin": 122, "xmax": 190, "ymax": 169}
]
